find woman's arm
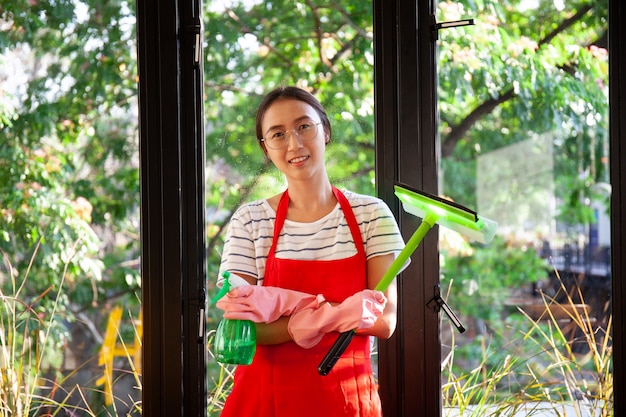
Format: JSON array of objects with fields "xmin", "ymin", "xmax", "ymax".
[
  {"xmin": 361, "ymin": 253, "xmax": 398, "ymax": 339},
  {"xmin": 252, "ymin": 254, "xmax": 399, "ymax": 345},
  {"xmin": 224, "ymin": 272, "xmax": 303, "ymax": 345},
  {"xmin": 255, "ymin": 317, "xmax": 293, "ymax": 345}
]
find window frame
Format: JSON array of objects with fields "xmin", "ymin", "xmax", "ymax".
[
  {"xmin": 136, "ymin": 0, "xmax": 625, "ymax": 415},
  {"xmin": 374, "ymin": 0, "xmax": 442, "ymax": 415}
]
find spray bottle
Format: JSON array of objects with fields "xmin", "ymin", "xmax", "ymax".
[{"xmin": 211, "ymin": 271, "xmax": 257, "ymax": 365}]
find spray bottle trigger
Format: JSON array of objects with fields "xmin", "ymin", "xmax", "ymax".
[{"xmin": 211, "ymin": 271, "xmax": 232, "ymax": 304}]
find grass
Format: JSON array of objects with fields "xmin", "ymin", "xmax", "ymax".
[
  {"xmin": 1, "ymin": 245, "xmax": 142, "ymax": 416},
  {"xmin": 206, "ymin": 329, "xmax": 236, "ymax": 417},
  {"xmin": 442, "ymin": 271, "xmax": 613, "ymax": 416},
  {"xmin": 2, "ymin": 243, "xmax": 614, "ymax": 416},
  {"xmin": 1, "ymin": 242, "xmax": 68, "ymax": 417}
]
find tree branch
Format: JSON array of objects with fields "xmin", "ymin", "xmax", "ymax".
[
  {"xmin": 441, "ymin": 88, "xmax": 516, "ymax": 158},
  {"xmin": 224, "ymin": 7, "xmax": 294, "ymax": 68},
  {"xmin": 442, "ymin": 3, "xmax": 598, "ymax": 158},
  {"xmin": 304, "ymin": 0, "xmax": 332, "ymax": 68},
  {"xmin": 538, "ymin": 4, "xmax": 593, "ymax": 48}
]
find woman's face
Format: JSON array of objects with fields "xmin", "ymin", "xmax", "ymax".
[{"xmin": 260, "ymin": 98, "xmax": 329, "ymax": 183}]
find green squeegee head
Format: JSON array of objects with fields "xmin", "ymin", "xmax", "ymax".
[{"xmin": 394, "ymin": 184, "xmax": 498, "ymax": 244}]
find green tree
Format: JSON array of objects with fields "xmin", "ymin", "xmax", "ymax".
[
  {"xmin": 202, "ymin": 0, "xmax": 608, "ymax": 292},
  {"xmin": 0, "ymin": 0, "xmax": 140, "ymax": 366},
  {"xmin": 437, "ymin": 0, "xmax": 608, "ymax": 216}
]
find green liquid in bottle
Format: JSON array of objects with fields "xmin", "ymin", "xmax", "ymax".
[{"xmin": 213, "ymin": 317, "xmax": 257, "ymax": 365}]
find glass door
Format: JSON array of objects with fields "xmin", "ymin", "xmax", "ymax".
[{"xmin": 435, "ymin": 1, "xmax": 612, "ymax": 415}]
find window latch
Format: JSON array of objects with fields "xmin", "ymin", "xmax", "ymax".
[
  {"xmin": 432, "ymin": 16, "xmax": 475, "ymax": 40},
  {"xmin": 427, "ymin": 285, "xmax": 466, "ymax": 333},
  {"xmin": 198, "ymin": 287, "xmax": 206, "ymax": 341}
]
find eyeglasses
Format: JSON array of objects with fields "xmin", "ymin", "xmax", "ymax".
[{"xmin": 260, "ymin": 121, "xmax": 322, "ymax": 150}]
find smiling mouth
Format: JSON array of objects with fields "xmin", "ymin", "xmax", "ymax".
[{"xmin": 289, "ymin": 156, "xmax": 309, "ymax": 164}]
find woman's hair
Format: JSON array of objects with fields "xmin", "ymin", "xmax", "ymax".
[{"xmin": 255, "ymin": 86, "xmax": 332, "ymax": 148}]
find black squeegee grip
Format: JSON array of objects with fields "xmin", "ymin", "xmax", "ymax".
[{"xmin": 318, "ymin": 330, "xmax": 355, "ymax": 376}]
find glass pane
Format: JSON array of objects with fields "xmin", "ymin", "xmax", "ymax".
[
  {"xmin": 0, "ymin": 2, "xmax": 141, "ymax": 414},
  {"xmin": 202, "ymin": 1, "xmax": 376, "ymax": 415},
  {"xmin": 436, "ymin": 1, "xmax": 612, "ymax": 415}
]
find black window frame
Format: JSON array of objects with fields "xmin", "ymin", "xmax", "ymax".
[{"xmin": 136, "ymin": 0, "xmax": 625, "ymax": 415}]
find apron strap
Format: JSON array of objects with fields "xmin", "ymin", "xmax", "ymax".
[
  {"xmin": 331, "ymin": 186, "xmax": 366, "ymax": 260},
  {"xmin": 267, "ymin": 187, "xmax": 366, "ymax": 261},
  {"xmin": 267, "ymin": 190, "xmax": 290, "ymax": 260}
]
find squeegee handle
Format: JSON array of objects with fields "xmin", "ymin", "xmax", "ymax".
[
  {"xmin": 318, "ymin": 330, "xmax": 356, "ymax": 376},
  {"xmin": 317, "ymin": 215, "xmax": 438, "ymax": 376},
  {"xmin": 374, "ymin": 214, "xmax": 437, "ymax": 292}
]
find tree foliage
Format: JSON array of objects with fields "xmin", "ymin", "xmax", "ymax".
[
  {"xmin": 437, "ymin": 0, "xmax": 608, "ymax": 218},
  {"xmin": 203, "ymin": 0, "xmax": 379, "ymax": 279},
  {"xmin": 1, "ymin": 0, "xmax": 140, "ymax": 347}
]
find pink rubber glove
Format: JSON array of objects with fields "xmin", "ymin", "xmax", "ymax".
[
  {"xmin": 287, "ymin": 289, "xmax": 387, "ymax": 349},
  {"xmin": 216, "ymin": 285, "xmax": 324, "ymax": 324}
]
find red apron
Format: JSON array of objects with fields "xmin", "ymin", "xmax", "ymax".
[{"xmin": 220, "ymin": 187, "xmax": 382, "ymax": 417}]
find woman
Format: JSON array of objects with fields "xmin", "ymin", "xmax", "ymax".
[{"xmin": 216, "ymin": 86, "xmax": 406, "ymax": 417}]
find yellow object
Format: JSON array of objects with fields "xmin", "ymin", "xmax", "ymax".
[{"xmin": 96, "ymin": 306, "xmax": 142, "ymax": 406}]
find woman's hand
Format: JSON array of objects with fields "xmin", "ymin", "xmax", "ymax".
[{"xmin": 287, "ymin": 289, "xmax": 387, "ymax": 348}]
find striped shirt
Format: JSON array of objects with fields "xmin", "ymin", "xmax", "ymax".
[{"xmin": 218, "ymin": 189, "xmax": 406, "ymax": 285}]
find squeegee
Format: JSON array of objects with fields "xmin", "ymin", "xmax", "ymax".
[{"xmin": 318, "ymin": 183, "xmax": 497, "ymax": 376}]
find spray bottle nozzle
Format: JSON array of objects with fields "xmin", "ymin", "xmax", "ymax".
[{"xmin": 211, "ymin": 271, "xmax": 232, "ymax": 304}]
